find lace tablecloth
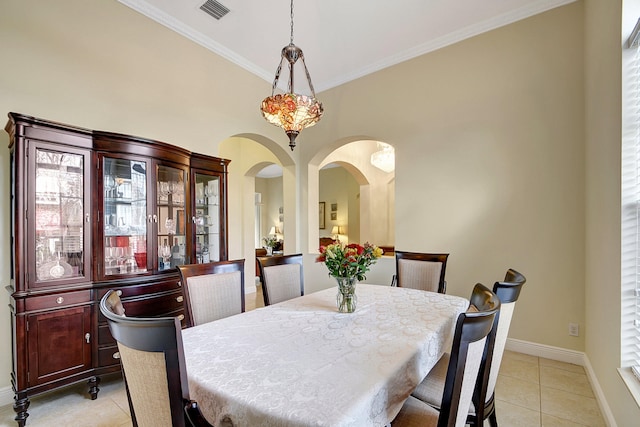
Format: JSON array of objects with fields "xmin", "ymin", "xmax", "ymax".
[{"xmin": 182, "ymin": 284, "xmax": 469, "ymax": 427}]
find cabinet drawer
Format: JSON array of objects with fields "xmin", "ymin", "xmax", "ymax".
[
  {"xmin": 98, "ymin": 290, "xmax": 184, "ymax": 323},
  {"xmin": 122, "ymin": 291, "xmax": 184, "ymax": 317},
  {"xmin": 25, "ymin": 290, "xmax": 91, "ymax": 311},
  {"xmin": 98, "ymin": 345, "xmax": 122, "ymax": 367},
  {"xmin": 96, "ymin": 279, "xmax": 181, "ymax": 301},
  {"xmin": 98, "ymin": 323, "xmax": 115, "ymax": 346}
]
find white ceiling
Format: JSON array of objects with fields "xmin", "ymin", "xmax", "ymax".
[{"xmin": 119, "ymin": 0, "xmax": 573, "ymax": 93}]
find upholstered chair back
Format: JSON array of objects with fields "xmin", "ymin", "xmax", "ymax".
[
  {"xmin": 257, "ymin": 254, "xmax": 304, "ymax": 306},
  {"xmin": 177, "ymin": 259, "xmax": 245, "ymax": 327},
  {"xmin": 395, "ymin": 251, "xmax": 449, "ymax": 293}
]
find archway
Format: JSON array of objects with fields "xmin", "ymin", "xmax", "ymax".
[
  {"xmin": 219, "ymin": 135, "xmax": 296, "ymax": 290},
  {"xmin": 312, "ymin": 139, "xmax": 396, "ymax": 252}
]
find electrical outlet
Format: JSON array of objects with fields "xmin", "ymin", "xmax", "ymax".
[{"xmin": 569, "ymin": 323, "xmax": 579, "ymax": 337}]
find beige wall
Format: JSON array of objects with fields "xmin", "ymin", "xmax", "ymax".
[
  {"xmin": 1, "ymin": 0, "xmax": 638, "ymax": 423},
  {"xmin": 302, "ymin": 3, "xmax": 587, "ymax": 351}
]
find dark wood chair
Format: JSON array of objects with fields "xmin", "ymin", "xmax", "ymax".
[
  {"xmin": 176, "ymin": 259, "xmax": 245, "ymax": 328},
  {"xmin": 392, "ymin": 283, "xmax": 500, "ymax": 427},
  {"xmin": 470, "ymin": 268, "xmax": 526, "ymax": 426},
  {"xmin": 256, "ymin": 253, "xmax": 304, "ymax": 306},
  {"xmin": 393, "ymin": 251, "xmax": 449, "ymax": 293},
  {"xmin": 255, "ymin": 248, "xmax": 267, "ymax": 275},
  {"xmin": 411, "ymin": 269, "xmax": 526, "ymax": 427},
  {"xmin": 100, "ymin": 290, "xmax": 213, "ymax": 427}
]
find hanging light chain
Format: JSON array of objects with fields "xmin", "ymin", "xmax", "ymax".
[{"xmin": 290, "ymin": 0, "xmax": 295, "ymax": 45}]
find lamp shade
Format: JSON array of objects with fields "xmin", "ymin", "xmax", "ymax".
[
  {"xmin": 269, "ymin": 226, "xmax": 277, "ymax": 236},
  {"xmin": 331, "ymin": 226, "xmax": 340, "ymax": 235},
  {"xmin": 259, "ymin": 1, "xmax": 323, "ymax": 151}
]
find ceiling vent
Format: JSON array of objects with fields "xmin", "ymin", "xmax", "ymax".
[{"xmin": 200, "ymin": 0, "xmax": 230, "ymax": 20}]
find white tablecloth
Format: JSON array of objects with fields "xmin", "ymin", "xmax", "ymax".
[{"xmin": 182, "ymin": 284, "xmax": 469, "ymax": 427}]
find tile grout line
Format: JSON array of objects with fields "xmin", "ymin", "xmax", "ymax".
[{"xmin": 538, "ymin": 355, "xmax": 543, "ymax": 427}]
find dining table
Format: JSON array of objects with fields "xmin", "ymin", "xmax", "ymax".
[{"xmin": 181, "ymin": 283, "xmax": 469, "ymax": 427}]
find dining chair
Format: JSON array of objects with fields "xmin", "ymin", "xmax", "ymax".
[
  {"xmin": 411, "ymin": 269, "xmax": 526, "ymax": 427},
  {"xmin": 392, "ymin": 251, "xmax": 449, "ymax": 293},
  {"xmin": 257, "ymin": 253, "xmax": 304, "ymax": 306},
  {"xmin": 176, "ymin": 259, "xmax": 245, "ymax": 328},
  {"xmin": 100, "ymin": 290, "xmax": 213, "ymax": 427},
  {"xmin": 392, "ymin": 283, "xmax": 500, "ymax": 427}
]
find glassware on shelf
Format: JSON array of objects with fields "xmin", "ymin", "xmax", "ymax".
[
  {"xmin": 104, "ymin": 175, "xmax": 115, "ymax": 198},
  {"xmin": 114, "ymin": 247, "xmax": 125, "ymax": 273},
  {"xmin": 49, "ymin": 253, "xmax": 65, "ymax": 279},
  {"xmin": 124, "ymin": 247, "xmax": 136, "ymax": 273},
  {"xmin": 104, "ymin": 247, "xmax": 115, "ymax": 270},
  {"xmin": 158, "ymin": 181, "xmax": 169, "ymax": 203},
  {"xmin": 196, "ymin": 184, "xmax": 205, "ymax": 205},
  {"xmin": 115, "ymin": 177, "xmax": 125, "ymax": 198},
  {"xmin": 165, "ymin": 218, "xmax": 176, "ymax": 235},
  {"xmin": 202, "ymin": 244, "xmax": 210, "ymax": 263},
  {"xmin": 170, "ymin": 238, "xmax": 181, "ymax": 268},
  {"xmin": 160, "ymin": 240, "xmax": 171, "ymax": 270}
]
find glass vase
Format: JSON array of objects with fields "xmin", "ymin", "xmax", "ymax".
[{"xmin": 335, "ymin": 276, "xmax": 358, "ymax": 313}]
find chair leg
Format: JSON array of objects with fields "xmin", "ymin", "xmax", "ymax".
[{"xmin": 488, "ymin": 409, "xmax": 498, "ymax": 427}]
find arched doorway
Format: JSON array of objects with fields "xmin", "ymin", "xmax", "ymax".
[{"xmin": 218, "ymin": 135, "xmax": 296, "ymax": 291}]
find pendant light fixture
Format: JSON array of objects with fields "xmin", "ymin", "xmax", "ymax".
[
  {"xmin": 370, "ymin": 142, "xmax": 395, "ymax": 173},
  {"xmin": 260, "ymin": 0, "xmax": 323, "ymax": 151}
]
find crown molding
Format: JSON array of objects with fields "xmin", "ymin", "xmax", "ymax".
[{"xmin": 119, "ymin": 0, "xmax": 576, "ymax": 93}]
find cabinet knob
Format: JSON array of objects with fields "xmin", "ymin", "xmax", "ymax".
[
  {"xmin": 153, "ymin": 214, "xmax": 158, "ymax": 223},
  {"xmin": 116, "ymin": 290, "xmax": 122, "ymax": 296},
  {"xmin": 56, "ymin": 297, "xmax": 64, "ymax": 304},
  {"xmin": 148, "ymin": 215, "xmax": 153, "ymax": 223},
  {"xmin": 85, "ymin": 213, "xmax": 90, "ymax": 223},
  {"xmin": 177, "ymin": 281, "xmax": 182, "ymax": 287},
  {"xmin": 177, "ymin": 314, "xmax": 185, "ymax": 321},
  {"xmin": 176, "ymin": 296, "xmax": 183, "ymax": 303},
  {"xmin": 192, "ymin": 216, "xmax": 197, "ymax": 224},
  {"xmin": 85, "ymin": 333, "xmax": 91, "ymax": 344},
  {"xmin": 113, "ymin": 352, "xmax": 121, "ymax": 359}
]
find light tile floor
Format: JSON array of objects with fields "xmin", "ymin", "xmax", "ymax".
[{"xmin": 0, "ymin": 288, "xmax": 605, "ymax": 427}]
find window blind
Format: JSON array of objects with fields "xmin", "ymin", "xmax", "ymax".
[
  {"xmin": 634, "ymin": 40, "xmax": 640, "ymax": 378},
  {"xmin": 623, "ymin": 18, "xmax": 640, "ymax": 381}
]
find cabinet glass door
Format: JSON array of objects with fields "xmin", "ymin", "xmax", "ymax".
[
  {"xmin": 157, "ymin": 165, "xmax": 187, "ymax": 270},
  {"xmin": 103, "ymin": 158, "xmax": 148, "ymax": 275},
  {"xmin": 33, "ymin": 146, "xmax": 89, "ymax": 284},
  {"xmin": 194, "ymin": 173, "xmax": 221, "ymax": 263}
]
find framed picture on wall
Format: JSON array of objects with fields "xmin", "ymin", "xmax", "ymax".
[
  {"xmin": 331, "ymin": 203, "xmax": 337, "ymax": 212},
  {"xmin": 331, "ymin": 212, "xmax": 337, "ymax": 221},
  {"xmin": 319, "ymin": 202, "xmax": 326, "ymax": 229}
]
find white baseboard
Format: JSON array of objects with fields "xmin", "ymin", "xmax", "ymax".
[
  {"xmin": 0, "ymin": 385, "xmax": 13, "ymax": 408},
  {"xmin": 506, "ymin": 338, "xmax": 616, "ymax": 427},
  {"xmin": 506, "ymin": 338, "xmax": 585, "ymax": 365}
]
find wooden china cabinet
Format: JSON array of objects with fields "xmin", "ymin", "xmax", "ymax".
[{"xmin": 5, "ymin": 113, "xmax": 229, "ymax": 426}]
